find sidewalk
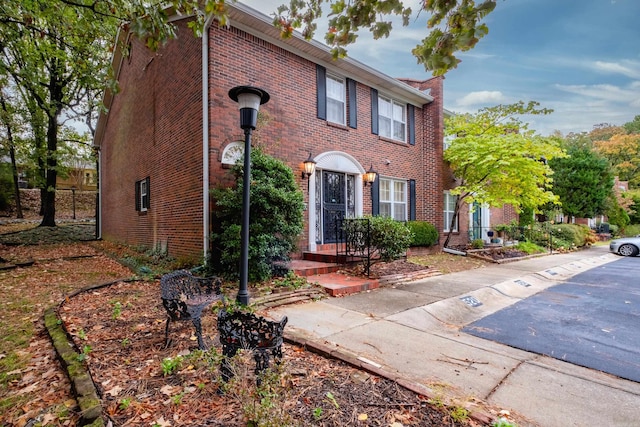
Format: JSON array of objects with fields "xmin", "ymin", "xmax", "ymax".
[{"xmin": 264, "ymin": 246, "xmax": 640, "ymax": 426}]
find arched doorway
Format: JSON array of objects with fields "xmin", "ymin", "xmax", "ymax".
[{"xmin": 307, "ymin": 151, "xmax": 366, "ymax": 251}]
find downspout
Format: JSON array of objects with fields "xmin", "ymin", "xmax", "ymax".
[{"xmin": 202, "ymin": 13, "xmax": 215, "ymax": 264}]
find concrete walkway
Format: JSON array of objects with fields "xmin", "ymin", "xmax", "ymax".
[{"xmin": 264, "ymin": 246, "xmax": 640, "ymax": 426}]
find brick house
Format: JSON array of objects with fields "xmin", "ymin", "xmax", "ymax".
[{"xmin": 94, "ymin": 3, "xmax": 446, "ymax": 261}]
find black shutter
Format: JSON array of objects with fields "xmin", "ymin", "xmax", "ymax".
[
  {"xmin": 347, "ymin": 78, "xmax": 357, "ymax": 129},
  {"xmin": 145, "ymin": 176, "xmax": 150, "ymax": 209},
  {"xmin": 371, "ymin": 176, "xmax": 379, "ymax": 216},
  {"xmin": 316, "ymin": 64, "xmax": 326, "ymax": 120},
  {"xmin": 135, "ymin": 180, "xmax": 140, "ymax": 211},
  {"xmin": 407, "ymin": 104, "xmax": 415, "ymax": 146},
  {"xmin": 409, "ymin": 179, "xmax": 416, "ymax": 220},
  {"xmin": 370, "ymin": 88, "xmax": 378, "ymax": 135}
]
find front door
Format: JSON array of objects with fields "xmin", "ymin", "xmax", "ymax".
[
  {"xmin": 322, "ymin": 171, "xmax": 346, "ymax": 243},
  {"xmin": 472, "ymin": 202, "xmax": 482, "ymax": 240}
]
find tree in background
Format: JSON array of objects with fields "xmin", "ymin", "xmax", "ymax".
[
  {"xmin": 623, "ymin": 115, "xmax": 640, "ymax": 134},
  {"xmin": 0, "ymin": 0, "xmax": 115, "ymax": 226},
  {"xmin": 593, "ymin": 131, "xmax": 640, "ymax": 188},
  {"xmin": 443, "ymin": 101, "xmax": 565, "ymax": 247},
  {"xmin": 628, "ymin": 189, "xmax": 640, "ymax": 224},
  {"xmin": 548, "ymin": 145, "xmax": 614, "ymax": 220},
  {"xmin": 0, "ymin": 80, "xmax": 24, "ymax": 217}
]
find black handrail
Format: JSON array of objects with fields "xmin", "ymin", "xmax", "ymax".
[{"xmin": 335, "ymin": 218, "xmax": 372, "ymax": 277}]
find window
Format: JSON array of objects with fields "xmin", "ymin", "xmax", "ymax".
[
  {"xmin": 317, "ymin": 65, "xmax": 357, "ymax": 128},
  {"xmin": 326, "ymin": 74, "xmax": 345, "ymax": 125},
  {"xmin": 221, "ymin": 141, "xmax": 244, "ymax": 165},
  {"xmin": 443, "ymin": 191, "xmax": 458, "ymax": 232},
  {"xmin": 378, "ymin": 96, "xmax": 406, "ymax": 142},
  {"xmin": 380, "ymin": 178, "xmax": 407, "ymax": 221},
  {"xmin": 135, "ymin": 177, "xmax": 150, "ymax": 212},
  {"xmin": 443, "ymin": 135, "xmax": 455, "ymax": 151}
]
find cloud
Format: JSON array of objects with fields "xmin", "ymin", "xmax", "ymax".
[
  {"xmin": 590, "ymin": 60, "xmax": 640, "ymax": 79},
  {"xmin": 554, "ymin": 83, "xmax": 640, "ymax": 104},
  {"xmin": 456, "ymin": 91, "xmax": 507, "ymax": 107}
]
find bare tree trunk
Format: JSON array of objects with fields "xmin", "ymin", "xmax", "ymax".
[
  {"xmin": 39, "ymin": 115, "xmax": 58, "ymax": 227},
  {"xmin": 0, "ymin": 95, "xmax": 23, "ymax": 218},
  {"xmin": 9, "ymin": 144, "xmax": 23, "ymax": 219}
]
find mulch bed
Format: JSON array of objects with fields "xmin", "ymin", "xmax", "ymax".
[
  {"xmin": 466, "ymin": 248, "xmax": 530, "ymax": 262},
  {"xmin": 59, "ymin": 279, "xmax": 483, "ymax": 426}
]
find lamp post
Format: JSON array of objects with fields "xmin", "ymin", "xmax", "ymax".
[
  {"xmin": 71, "ymin": 186, "xmax": 77, "ymax": 220},
  {"xmin": 228, "ymin": 86, "xmax": 270, "ymax": 306}
]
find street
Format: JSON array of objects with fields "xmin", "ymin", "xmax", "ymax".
[{"xmin": 463, "ymin": 256, "xmax": 640, "ymax": 382}]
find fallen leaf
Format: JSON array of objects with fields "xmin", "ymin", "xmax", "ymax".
[
  {"xmin": 358, "ymin": 413, "xmax": 368, "ymax": 421},
  {"xmin": 17, "ymin": 382, "xmax": 39, "ymax": 395},
  {"xmin": 160, "ymin": 385, "xmax": 178, "ymax": 396},
  {"xmin": 105, "ymin": 385, "xmax": 123, "ymax": 397},
  {"xmin": 154, "ymin": 416, "xmax": 171, "ymax": 426},
  {"xmin": 41, "ymin": 413, "xmax": 56, "ymax": 425}
]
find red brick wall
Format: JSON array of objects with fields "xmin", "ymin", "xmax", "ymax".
[
  {"xmin": 100, "ymin": 17, "xmax": 445, "ymax": 258},
  {"xmin": 206, "ymin": 25, "xmax": 444, "ymax": 253},
  {"xmin": 99, "ymin": 20, "xmax": 204, "ymax": 259}
]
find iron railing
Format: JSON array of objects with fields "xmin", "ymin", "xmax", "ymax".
[{"xmin": 335, "ymin": 218, "xmax": 372, "ymax": 277}]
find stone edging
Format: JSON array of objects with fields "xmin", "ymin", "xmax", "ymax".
[
  {"xmin": 44, "ymin": 307, "xmax": 104, "ymax": 427},
  {"xmin": 44, "ymin": 278, "xmax": 133, "ymax": 427}
]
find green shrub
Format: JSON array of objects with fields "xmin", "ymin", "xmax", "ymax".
[
  {"xmin": 471, "ymin": 239, "xmax": 484, "ymax": 249},
  {"xmin": 368, "ymin": 216, "xmax": 412, "ymax": 261},
  {"xmin": 623, "ymin": 224, "xmax": 640, "ymax": 237},
  {"xmin": 609, "ymin": 224, "xmax": 619, "ymax": 237},
  {"xmin": 211, "ymin": 149, "xmax": 304, "ymax": 282},
  {"xmin": 514, "ymin": 241, "xmax": 545, "ymax": 254},
  {"xmin": 551, "ymin": 224, "xmax": 583, "ymax": 247},
  {"xmin": 406, "ymin": 221, "xmax": 438, "ymax": 247}
]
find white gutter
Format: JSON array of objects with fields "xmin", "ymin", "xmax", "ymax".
[{"xmin": 202, "ymin": 13, "xmax": 215, "ymax": 264}]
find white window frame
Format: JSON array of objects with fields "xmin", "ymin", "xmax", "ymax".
[
  {"xmin": 326, "ymin": 74, "xmax": 346, "ymax": 125},
  {"xmin": 444, "ymin": 191, "xmax": 458, "ymax": 232},
  {"xmin": 378, "ymin": 95, "xmax": 406, "ymax": 142},
  {"xmin": 139, "ymin": 179, "xmax": 148, "ymax": 212},
  {"xmin": 380, "ymin": 178, "xmax": 407, "ymax": 221},
  {"xmin": 443, "ymin": 135, "xmax": 455, "ymax": 151}
]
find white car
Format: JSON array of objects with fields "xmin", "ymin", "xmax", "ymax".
[{"xmin": 609, "ymin": 235, "xmax": 640, "ymax": 257}]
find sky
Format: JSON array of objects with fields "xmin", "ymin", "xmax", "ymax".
[{"xmin": 241, "ymin": 0, "xmax": 640, "ymax": 136}]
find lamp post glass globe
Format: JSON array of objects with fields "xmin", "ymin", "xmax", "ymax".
[{"xmin": 228, "ymin": 86, "xmax": 270, "ymax": 130}]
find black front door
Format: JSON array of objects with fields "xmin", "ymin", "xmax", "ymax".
[{"xmin": 322, "ymin": 171, "xmax": 346, "ymax": 243}]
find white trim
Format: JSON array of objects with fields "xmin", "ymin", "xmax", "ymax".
[
  {"xmin": 307, "ymin": 151, "xmax": 366, "ymax": 251},
  {"xmin": 227, "ymin": 3, "xmax": 434, "ymax": 107},
  {"xmin": 202, "ymin": 13, "xmax": 215, "ymax": 264}
]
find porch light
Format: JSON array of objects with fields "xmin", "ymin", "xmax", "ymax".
[
  {"xmin": 363, "ymin": 164, "xmax": 377, "ymax": 186},
  {"xmin": 228, "ymin": 85, "xmax": 270, "ymax": 306},
  {"xmin": 302, "ymin": 152, "xmax": 316, "ymax": 179}
]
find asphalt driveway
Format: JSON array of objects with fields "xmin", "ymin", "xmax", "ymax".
[{"xmin": 463, "ymin": 256, "xmax": 640, "ymax": 382}]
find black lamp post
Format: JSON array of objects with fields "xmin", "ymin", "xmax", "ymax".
[
  {"xmin": 71, "ymin": 186, "xmax": 77, "ymax": 220},
  {"xmin": 228, "ymin": 86, "xmax": 270, "ymax": 305}
]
